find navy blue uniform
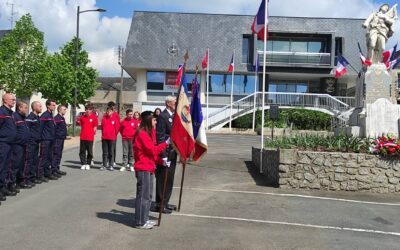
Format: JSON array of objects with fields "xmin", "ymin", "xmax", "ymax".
[
  {"xmin": 25, "ymin": 112, "xmax": 41, "ymax": 181},
  {"xmin": 52, "ymin": 113, "xmax": 67, "ymax": 173},
  {"xmin": 37, "ymin": 110, "xmax": 55, "ymax": 178},
  {"xmin": 9, "ymin": 111, "xmax": 30, "ymax": 185},
  {"xmin": 0, "ymin": 105, "xmax": 16, "ymax": 189}
]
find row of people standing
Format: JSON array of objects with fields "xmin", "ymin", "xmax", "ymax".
[{"xmin": 0, "ymin": 94, "xmax": 67, "ymax": 205}]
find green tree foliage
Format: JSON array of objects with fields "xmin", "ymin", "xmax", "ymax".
[{"xmin": 0, "ymin": 14, "xmax": 48, "ymax": 97}]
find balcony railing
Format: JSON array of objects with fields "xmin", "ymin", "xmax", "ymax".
[{"xmin": 257, "ymin": 51, "xmax": 331, "ymax": 66}]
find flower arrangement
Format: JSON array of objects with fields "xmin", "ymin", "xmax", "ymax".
[{"xmin": 369, "ymin": 134, "xmax": 400, "ymax": 156}]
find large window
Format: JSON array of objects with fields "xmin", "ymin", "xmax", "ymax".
[
  {"xmin": 242, "ymin": 35, "xmax": 251, "ymax": 64},
  {"xmin": 147, "ymin": 71, "xmax": 164, "ymax": 90},
  {"xmin": 209, "ymin": 74, "xmax": 256, "ymax": 94},
  {"xmin": 268, "ymin": 81, "xmax": 308, "ymax": 93},
  {"xmin": 259, "ymin": 39, "xmax": 327, "ymax": 53}
]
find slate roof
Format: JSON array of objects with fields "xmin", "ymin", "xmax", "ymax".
[{"xmin": 96, "ymin": 77, "xmax": 136, "ymax": 91}]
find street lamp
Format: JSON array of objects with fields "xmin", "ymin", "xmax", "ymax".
[{"xmin": 72, "ymin": 5, "xmax": 106, "ymax": 136}]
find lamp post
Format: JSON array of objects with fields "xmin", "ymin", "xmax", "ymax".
[{"xmin": 72, "ymin": 5, "xmax": 106, "ymax": 136}]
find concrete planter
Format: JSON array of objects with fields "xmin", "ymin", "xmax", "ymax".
[{"xmin": 252, "ymin": 148, "xmax": 400, "ymax": 193}]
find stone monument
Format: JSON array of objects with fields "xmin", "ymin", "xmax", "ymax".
[{"xmin": 345, "ymin": 3, "xmax": 399, "ymax": 138}]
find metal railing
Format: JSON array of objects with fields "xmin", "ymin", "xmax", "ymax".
[{"xmin": 257, "ymin": 51, "xmax": 331, "ymax": 66}]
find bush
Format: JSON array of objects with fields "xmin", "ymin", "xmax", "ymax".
[{"xmin": 67, "ymin": 126, "xmax": 81, "ymax": 137}]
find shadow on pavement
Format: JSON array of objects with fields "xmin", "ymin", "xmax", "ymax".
[
  {"xmin": 244, "ymin": 161, "xmax": 279, "ymax": 188},
  {"xmin": 117, "ymin": 198, "xmax": 135, "ymax": 208},
  {"xmin": 96, "ymin": 209, "xmax": 135, "ymax": 227}
]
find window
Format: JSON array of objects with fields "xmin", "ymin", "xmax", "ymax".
[
  {"xmin": 335, "ymin": 37, "xmax": 343, "ymax": 65},
  {"xmin": 147, "ymin": 71, "xmax": 164, "ymax": 90},
  {"xmin": 242, "ymin": 35, "xmax": 251, "ymax": 64},
  {"xmin": 185, "ymin": 73, "xmax": 201, "ymax": 92},
  {"xmin": 209, "ymin": 74, "xmax": 256, "ymax": 94},
  {"xmin": 268, "ymin": 81, "xmax": 309, "ymax": 105}
]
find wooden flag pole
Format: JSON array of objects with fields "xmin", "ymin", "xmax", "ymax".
[
  {"xmin": 157, "ymin": 167, "xmax": 170, "ymax": 226},
  {"xmin": 177, "ymin": 161, "xmax": 186, "ymax": 212}
]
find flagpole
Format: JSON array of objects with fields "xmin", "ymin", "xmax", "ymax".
[
  {"xmin": 229, "ymin": 49, "xmax": 235, "ymax": 131},
  {"xmin": 252, "ymin": 54, "xmax": 258, "ymax": 131},
  {"xmin": 260, "ymin": 0, "xmax": 268, "ymax": 174},
  {"xmin": 178, "ymin": 162, "xmax": 186, "ymax": 212},
  {"xmin": 206, "ymin": 48, "xmax": 210, "ymax": 131}
]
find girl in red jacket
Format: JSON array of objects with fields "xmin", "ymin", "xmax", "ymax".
[
  {"xmin": 101, "ymin": 107, "xmax": 120, "ymax": 171},
  {"xmin": 133, "ymin": 111, "xmax": 169, "ymax": 229}
]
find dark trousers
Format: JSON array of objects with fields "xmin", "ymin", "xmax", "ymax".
[
  {"xmin": 135, "ymin": 171, "xmax": 153, "ymax": 226},
  {"xmin": 113, "ymin": 139, "xmax": 117, "ymax": 164},
  {"xmin": 37, "ymin": 140, "xmax": 54, "ymax": 177},
  {"xmin": 52, "ymin": 139, "xmax": 65, "ymax": 172},
  {"xmin": 102, "ymin": 140, "xmax": 115, "ymax": 167},
  {"xmin": 25, "ymin": 141, "xmax": 40, "ymax": 181},
  {"xmin": 0, "ymin": 142, "xmax": 13, "ymax": 188},
  {"xmin": 9, "ymin": 143, "xmax": 27, "ymax": 185},
  {"xmin": 155, "ymin": 158, "xmax": 177, "ymax": 205},
  {"xmin": 79, "ymin": 140, "xmax": 94, "ymax": 165}
]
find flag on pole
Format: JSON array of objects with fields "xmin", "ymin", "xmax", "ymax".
[
  {"xmin": 227, "ymin": 54, "xmax": 234, "ymax": 72},
  {"xmin": 202, "ymin": 50, "xmax": 208, "ymax": 69},
  {"xmin": 170, "ymin": 70, "xmax": 195, "ymax": 162},
  {"xmin": 387, "ymin": 57, "xmax": 400, "ymax": 70},
  {"xmin": 335, "ymin": 54, "xmax": 350, "ymax": 79},
  {"xmin": 382, "ymin": 43, "xmax": 398, "ymax": 64},
  {"xmin": 176, "ymin": 64, "xmax": 183, "ymax": 86},
  {"xmin": 251, "ymin": 0, "xmax": 268, "ymax": 41},
  {"xmin": 357, "ymin": 42, "xmax": 372, "ymax": 66},
  {"xmin": 190, "ymin": 76, "xmax": 207, "ymax": 162}
]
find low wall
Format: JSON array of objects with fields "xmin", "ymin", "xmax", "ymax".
[{"xmin": 252, "ymin": 148, "xmax": 400, "ymax": 193}]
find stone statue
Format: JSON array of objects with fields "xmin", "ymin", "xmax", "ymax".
[{"xmin": 362, "ymin": 4, "xmax": 398, "ymax": 63}]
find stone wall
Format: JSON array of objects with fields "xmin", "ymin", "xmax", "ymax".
[{"xmin": 252, "ymin": 148, "xmax": 400, "ymax": 193}]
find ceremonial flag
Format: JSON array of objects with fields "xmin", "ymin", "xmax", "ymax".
[
  {"xmin": 382, "ymin": 43, "xmax": 398, "ymax": 64},
  {"xmin": 227, "ymin": 54, "xmax": 234, "ymax": 72},
  {"xmin": 202, "ymin": 50, "xmax": 208, "ymax": 69},
  {"xmin": 335, "ymin": 54, "xmax": 349, "ymax": 79},
  {"xmin": 175, "ymin": 64, "xmax": 184, "ymax": 86},
  {"xmin": 357, "ymin": 42, "xmax": 372, "ymax": 66},
  {"xmin": 190, "ymin": 76, "xmax": 207, "ymax": 162},
  {"xmin": 251, "ymin": 0, "xmax": 268, "ymax": 41},
  {"xmin": 170, "ymin": 72, "xmax": 195, "ymax": 162}
]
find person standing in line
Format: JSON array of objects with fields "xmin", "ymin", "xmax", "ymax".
[
  {"xmin": 119, "ymin": 109, "xmax": 138, "ymax": 172},
  {"xmin": 133, "ymin": 111, "xmax": 169, "ymax": 229},
  {"xmin": 52, "ymin": 105, "xmax": 68, "ymax": 176},
  {"xmin": 25, "ymin": 101, "xmax": 42, "ymax": 184},
  {"xmin": 0, "ymin": 94, "xmax": 17, "ymax": 201},
  {"xmin": 154, "ymin": 108, "xmax": 162, "ymax": 118},
  {"xmin": 107, "ymin": 101, "xmax": 120, "ymax": 167},
  {"xmin": 101, "ymin": 107, "xmax": 119, "ymax": 171},
  {"xmin": 9, "ymin": 101, "xmax": 31, "ymax": 190},
  {"xmin": 78, "ymin": 104, "xmax": 98, "ymax": 170},
  {"xmin": 37, "ymin": 99, "xmax": 58, "ymax": 182}
]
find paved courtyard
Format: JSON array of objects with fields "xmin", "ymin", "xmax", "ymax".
[{"xmin": 0, "ymin": 134, "xmax": 400, "ymax": 249}]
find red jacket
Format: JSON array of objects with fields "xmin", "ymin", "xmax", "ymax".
[
  {"xmin": 79, "ymin": 113, "xmax": 98, "ymax": 141},
  {"xmin": 133, "ymin": 129, "xmax": 167, "ymax": 173},
  {"xmin": 101, "ymin": 113, "xmax": 120, "ymax": 140},
  {"xmin": 119, "ymin": 118, "xmax": 140, "ymax": 140}
]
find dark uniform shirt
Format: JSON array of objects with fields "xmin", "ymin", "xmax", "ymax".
[
  {"xmin": 40, "ymin": 110, "xmax": 55, "ymax": 141},
  {"xmin": 13, "ymin": 111, "xmax": 30, "ymax": 145},
  {"xmin": 0, "ymin": 105, "xmax": 16, "ymax": 143},
  {"xmin": 54, "ymin": 113, "xmax": 67, "ymax": 140},
  {"xmin": 26, "ymin": 112, "xmax": 41, "ymax": 142}
]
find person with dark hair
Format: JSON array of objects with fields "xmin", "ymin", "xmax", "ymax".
[
  {"xmin": 107, "ymin": 101, "xmax": 120, "ymax": 167},
  {"xmin": 101, "ymin": 107, "xmax": 119, "ymax": 171},
  {"xmin": 154, "ymin": 108, "xmax": 162, "ymax": 118},
  {"xmin": 37, "ymin": 99, "xmax": 58, "ymax": 182},
  {"xmin": 9, "ymin": 101, "xmax": 31, "ymax": 190},
  {"xmin": 52, "ymin": 105, "xmax": 68, "ymax": 176},
  {"xmin": 78, "ymin": 104, "xmax": 98, "ymax": 170},
  {"xmin": 25, "ymin": 101, "xmax": 42, "ymax": 184},
  {"xmin": 119, "ymin": 109, "xmax": 137, "ymax": 172},
  {"xmin": 133, "ymin": 111, "xmax": 169, "ymax": 229},
  {"xmin": 0, "ymin": 93, "xmax": 17, "ymax": 200}
]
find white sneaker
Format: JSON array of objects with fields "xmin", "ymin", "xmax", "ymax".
[
  {"xmin": 81, "ymin": 165, "xmax": 86, "ymax": 170},
  {"xmin": 113, "ymin": 162, "xmax": 116, "ymax": 167},
  {"xmin": 136, "ymin": 222, "xmax": 153, "ymax": 229},
  {"xmin": 120, "ymin": 166, "xmax": 126, "ymax": 172},
  {"xmin": 109, "ymin": 166, "xmax": 114, "ymax": 171},
  {"xmin": 147, "ymin": 220, "xmax": 156, "ymax": 226},
  {"xmin": 91, "ymin": 160, "xmax": 94, "ymax": 166},
  {"xmin": 86, "ymin": 165, "xmax": 91, "ymax": 170},
  {"xmin": 130, "ymin": 166, "xmax": 135, "ymax": 172},
  {"xmin": 100, "ymin": 166, "xmax": 106, "ymax": 171}
]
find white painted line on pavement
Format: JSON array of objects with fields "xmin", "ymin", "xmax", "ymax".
[
  {"xmin": 172, "ymin": 213, "xmax": 400, "ymax": 237},
  {"xmin": 173, "ymin": 187, "xmax": 400, "ymax": 207}
]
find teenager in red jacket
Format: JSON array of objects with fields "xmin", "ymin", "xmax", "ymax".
[
  {"xmin": 133, "ymin": 111, "xmax": 169, "ymax": 229},
  {"xmin": 78, "ymin": 104, "xmax": 98, "ymax": 170},
  {"xmin": 119, "ymin": 109, "xmax": 139, "ymax": 172},
  {"xmin": 101, "ymin": 107, "xmax": 120, "ymax": 171}
]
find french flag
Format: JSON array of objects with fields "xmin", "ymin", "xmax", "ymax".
[
  {"xmin": 227, "ymin": 54, "xmax": 234, "ymax": 72},
  {"xmin": 387, "ymin": 57, "xmax": 400, "ymax": 71},
  {"xmin": 175, "ymin": 64, "xmax": 183, "ymax": 86},
  {"xmin": 251, "ymin": 0, "xmax": 268, "ymax": 41},
  {"xmin": 190, "ymin": 77, "xmax": 207, "ymax": 162},
  {"xmin": 202, "ymin": 50, "xmax": 208, "ymax": 69},
  {"xmin": 382, "ymin": 43, "xmax": 398, "ymax": 64},
  {"xmin": 357, "ymin": 42, "xmax": 371, "ymax": 66},
  {"xmin": 335, "ymin": 55, "xmax": 350, "ymax": 79}
]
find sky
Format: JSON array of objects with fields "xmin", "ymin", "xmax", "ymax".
[{"xmin": 0, "ymin": 0, "xmax": 399, "ymax": 76}]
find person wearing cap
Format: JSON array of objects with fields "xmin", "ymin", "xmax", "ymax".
[
  {"xmin": 101, "ymin": 106, "xmax": 120, "ymax": 171},
  {"xmin": 133, "ymin": 111, "xmax": 169, "ymax": 229}
]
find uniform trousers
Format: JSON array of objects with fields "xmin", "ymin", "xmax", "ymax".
[
  {"xmin": 0, "ymin": 142, "xmax": 13, "ymax": 189},
  {"xmin": 102, "ymin": 140, "xmax": 115, "ymax": 168},
  {"xmin": 9, "ymin": 143, "xmax": 27, "ymax": 185},
  {"xmin": 135, "ymin": 171, "xmax": 153, "ymax": 226},
  {"xmin": 25, "ymin": 141, "xmax": 40, "ymax": 181},
  {"xmin": 155, "ymin": 158, "xmax": 177, "ymax": 206},
  {"xmin": 52, "ymin": 139, "xmax": 65, "ymax": 172},
  {"xmin": 37, "ymin": 140, "xmax": 54, "ymax": 177}
]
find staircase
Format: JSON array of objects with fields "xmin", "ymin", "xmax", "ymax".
[{"xmin": 206, "ymin": 92, "xmax": 354, "ymax": 131}]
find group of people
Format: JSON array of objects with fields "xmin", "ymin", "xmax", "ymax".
[{"xmin": 0, "ymin": 94, "xmax": 67, "ymax": 205}]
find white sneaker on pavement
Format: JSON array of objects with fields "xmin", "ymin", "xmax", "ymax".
[
  {"xmin": 81, "ymin": 165, "xmax": 86, "ymax": 170},
  {"xmin": 130, "ymin": 166, "xmax": 135, "ymax": 172},
  {"xmin": 109, "ymin": 166, "xmax": 114, "ymax": 171},
  {"xmin": 147, "ymin": 220, "xmax": 156, "ymax": 226},
  {"xmin": 136, "ymin": 222, "xmax": 153, "ymax": 229},
  {"xmin": 100, "ymin": 166, "xmax": 106, "ymax": 171},
  {"xmin": 120, "ymin": 166, "xmax": 126, "ymax": 172},
  {"xmin": 86, "ymin": 165, "xmax": 91, "ymax": 170}
]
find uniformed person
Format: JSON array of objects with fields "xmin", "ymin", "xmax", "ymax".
[{"xmin": 52, "ymin": 104, "xmax": 67, "ymax": 177}]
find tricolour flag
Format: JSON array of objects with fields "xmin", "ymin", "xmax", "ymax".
[
  {"xmin": 227, "ymin": 54, "xmax": 234, "ymax": 72},
  {"xmin": 335, "ymin": 54, "xmax": 350, "ymax": 79},
  {"xmin": 170, "ymin": 72, "xmax": 195, "ymax": 162},
  {"xmin": 382, "ymin": 43, "xmax": 398, "ymax": 64},
  {"xmin": 251, "ymin": 0, "xmax": 268, "ymax": 41},
  {"xmin": 202, "ymin": 50, "xmax": 208, "ymax": 69},
  {"xmin": 357, "ymin": 42, "xmax": 371, "ymax": 66},
  {"xmin": 175, "ymin": 64, "xmax": 184, "ymax": 86},
  {"xmin": 387, "ymin": 57, "xmax": 400, "ymax": 71},
  {"xmin": 190, "ymin": 76, "xmax": 207, "ymax": 162}
]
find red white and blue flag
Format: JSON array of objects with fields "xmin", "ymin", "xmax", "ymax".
[
  {"xmin": 387, "ymin": 57, "xmax": 400, "ymax": 71},
  {"xmin": 190, "ymin": 76, "xmax": 207, "ymax": 162},
  {"xmin": 175, "ymin": 64, "xmax": 184, "ymax": 86},
  {"xmin": 251, "ymin": 0, "xmax": 268, "ymax": 41},
  {"xmin": 335, "ymin": 54, "xmax": 350, "ymax": 79},
  {"xmin": 382, "ymin": 43, "xmax": 398, "ymax": 64},
  {"xmin": 227, "ymin": 54, "xmax": 234, "ymax": 72},
  {"xmin": 202, "ymin": 50, "xmax": 208, "ymax": 69},
  {"xmin": 357, "ymin": 42, "xmax": 371, "ymax": 66},
  {"xmin": 171, "ymin": 71, "xmax": 195, "ymax": 162}
]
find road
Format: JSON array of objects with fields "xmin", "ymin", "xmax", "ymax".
[{"xmin": 0, "ymin": 134, "xmax": 400, "ymax": 250}]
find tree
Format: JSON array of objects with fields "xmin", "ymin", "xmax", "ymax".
[
  {"xmin": 0, "ymin": 14, "xmax": 49, "ymax": 97},
  {"xmin": 40, "ymin": 37, "xmax": 99, "ymax": 105}
]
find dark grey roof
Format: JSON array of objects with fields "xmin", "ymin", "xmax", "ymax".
[
  {"xmin": 123, "ymin": 12, "xmax": 365, "ymax": 74},
  {"xmin": 96, "ymin": 77, "xmax": 136, "ymax": 91},
  {"xmin": 0, "ymin": 30, "xmax": 11, "ymax": 40}
]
